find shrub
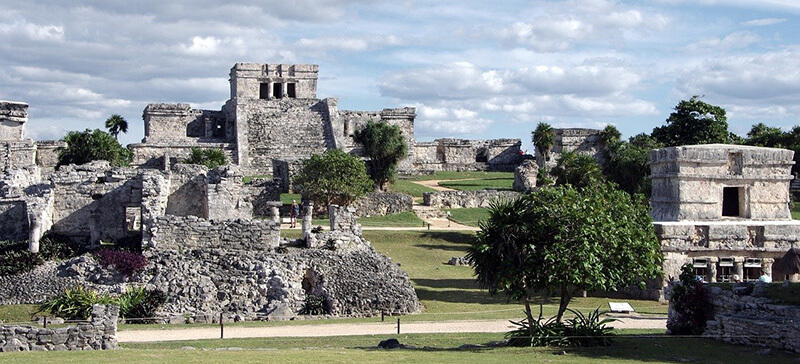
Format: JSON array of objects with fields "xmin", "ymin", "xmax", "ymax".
[
  {"xmin": 183, "ymin": 147, "xmax": 226, "ymax": 169},
  {"xmin": 117, "ymin": 286, "xmax": 167, "ymax": 323},
  {"xmin": 56, "ymin": 129, "xmax": 132, "ymax": 168},
  {"xmin": 38, "ymin": 232, "xmax": 86, "ymax": 260},
  {"xmin": 506, "ymin": 307, "xmax": 616, "ymax": 347},
  {"xmin": 37, "ymin": 286, "xmax": 115, "ymax": 321},
  {"xmin": 95, "ymin": 249, "xmax": 148, "ymax": 276},
  {"xmin": 0, "ymin": 248, "xmax": 44, "ymax": 276},
  {"xmin": 299, "ymin": 294, "xmax": 329, "ymax": 315},
  {"xmin": 293, "ymin": 149, "xmax": 373, "ymax": 210},
  {"xmin": 667, "ymin": 263, "xmax": 712, "ymax": 335}
]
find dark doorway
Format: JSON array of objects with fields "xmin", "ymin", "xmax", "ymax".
[
  {"xmin": 273, "ymin": 83, "xmax": 283, "ymax": 98},
  {"xmin": 722, "ymin": 187, "xmax": 740, "ymax": 217},
  {"xmin": 287, "ymin": 83, "xmax": 296, "ymax": 98},
  {"xmin": 259, "ymin": 83, "xmax": 270, "ymax": 99}
]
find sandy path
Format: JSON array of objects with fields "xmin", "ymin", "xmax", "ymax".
[
  {"xmin": 412, "ymin": 179, "xmax": 457, "ymax": 191},
  {"xmin": 117, "ymin": 317, "xmax": 666, "ymax": 343}
]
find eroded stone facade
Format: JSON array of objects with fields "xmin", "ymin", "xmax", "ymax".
[{"xmin": 650, "ymin": 144, "xmax": 800, "ymax": 299}]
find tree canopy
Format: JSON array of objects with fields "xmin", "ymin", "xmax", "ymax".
[
  {"xmin": 651, "ymin": 96, "xmax": 730, "ymax": 146},
  {"xmin": 183, "ymin": 147, "xmax": 227, "ymax": 169},
  {"xmin": 104, "ymin": 114, "xmax": 129, "ymax": 140},
  {"xmin": 293, "ymin": 149, "xmax": 373, "ymax": 209},
  {"xmin": 532, "ymin": 122, "xmax": 555, "ymax": 168},
  {"xmin": 56, "ymin": 129, "xmax": 132, "ymax": 168},
  {"xmin": 467, "ymin": 183, "xmax": 662, "ymax": 323},
  {"xmin": 551, "ymin": 151, "xmax": 604, "ymax": 189},
  {"xmin": 354, "ymin": 120, "xmax": 408, "ymax": 191}
]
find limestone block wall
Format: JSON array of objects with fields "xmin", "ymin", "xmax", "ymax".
[
  {"xmin": 412, "ymin": 138, "xmax": 522, "ymax": 172},
  {"xmin": 550, "ymin": 128, "xmax": 605, "ymax": 167},
  {"xmin": 129, "ymin": 143, "xmax": 236, "ymax": 169},
  {"xmin": 513, "ymin": 159, "xmax": 538, "ymax": 192},
  {"xmin": 0, "ymin": 200, "xmax": 28, "ymax": 241},
  {"xmin": 34, "ymin": 140, "xmax": 65, "ymax": 177},
  {"xmin": 0, "ymin": 304, "xmax": 118, "ymax": 352},
  {"xmin": 1, "ymin": 141, "xmax": 36, "ymax": 171},
  {"xmin": 206, "ymin": 166, "xmax": 252, "ymax": 220},
  {"xmin": 230, "ymin": 63, "xmax": 319, "ymax": 101},
  {"xmin": 248, "ymin": 178, "xmax": 281, "ymax": 217},
  {"xmin": 148, "ymin": 215, "xmax": 280, "ymax": 251},
  {"xmin": 0, "ymin": 101, "xmax": 28, "ymax": 141},
  {"xmin": 649, "ymin": 145, "xmax": 794, "ymax": 221},
  {"xmin": 272, "ymin": 158, "xmax": 303, "ymax": 193},
  {"xmin": 165, "ymin": 164, "xmax": 207, "ymax": 218},
  {"xmin": 701, "ymin": 286, "xmax": 800, "ymax": 353},
  {"xmin": 336, "ymin": 107, "xmax": 416, "ymax": 171},
  {"xmin": 423, "ymin": 190, "xmax": 522, "ymax": 209},
  {"xmin": 350, "ymin": 192, "xmax": 413, "ymax": 217}
]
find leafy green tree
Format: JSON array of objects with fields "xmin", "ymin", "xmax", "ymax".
[
  {"xmin": 354, "ymin": 120, "xmax": 408, "ymax": 191},
  {"xmin": 599, "ymin": 125, "xmax": 621, "ymax": 146},
  {"xmin": 652, "ymin": 96, "xmax": 730, "ymax": 146},
  {"xmin": 104, "ymin": 114, "xmax": 129, "ymax": 140},
  {"xmin": 293, "ymin": 149, "xmax": 373, "ymax": 209},
  {"xmin": 532, "ymin": 122, "xmax": 555, "ymax": 168},
  {"xmin": 551, "ymin": 151, "xmax": 604, "ymax": 189},
  {"xmin": 602, "ymin": 141, "xmax": 653, "ymax": 196},
  {"xmin": 467, "ymin": 183, "xmax": 662, "ymax": 324},
  {"xmin": 183, "ymin": 147, "xmax": 227, "ymax": 169},
  {"xmin": 56, "ymin": 129, "xmax": 132, "ymax": 168},
  {"xmin": 745, "ymin": 123, "xmax": 787, "ymax": 148}
]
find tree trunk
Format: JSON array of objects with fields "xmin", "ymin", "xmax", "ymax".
[
  {"xmin": 556, "ymin": 284, "xmax": 572, "ymax": 323},
  {"xmin": 524, "ymin": 298, "xmax": 536, "ymax": 345}
]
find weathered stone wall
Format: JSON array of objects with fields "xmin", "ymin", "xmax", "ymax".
[
  {"xmin": 166, "ymin": 164, "xmax": 206, "ymax": 218},
  {"xmin": 329, "ymin": 204, "xmax": 361, "ymax": 236},
  {"xmin": 1, "ymin": 141, "xmax": 36, "ymax": 171},
  {"xmin": 412, "ymin": 138, "xmax": 521, "ymax": 172},
  {"xmin": 698, "ymin": 285, "xmax": 800, "ymax": 353},
  {"xmin": 0, "ymin": 101, "xmax": 28, "ymax": 141},
  {"xmin": 351, "ymin": 192, "xmax": 413, "ymax": 217},
  {"xmin": 34, "ymin": 140, "xmax": 65, "ymax": 177},
  {"xmin": 129, "ymin": 143, "xmax": 236, "ymax": 169},
  {"xmin": 0, "ymin": 304, "xmax": 118, "ymax": 352},
  {"xmin": 550, "ymin": 128, "xmax": 605, "ymax": 168},
  {"xmin": 423, "ymin": 190, "xmax": 522, "ymax": 209},
  {"xmin": 147, "ymin": 215, "xmax": 279, "ymax": 251},
  {"xmin": 272, "ymin": 158, "xmax": 303, "ymax": 193},
  {"xmin": 206, "ymin": 165, "xmax": 252, "ymax": 220},
  {"xmin": 0, "ymin": 200, "xmax": 28, "ymax": 241},
  {"xmin": 248, "ymin": 178, "xmax": 281, "ymax": 217},
  {"xmin": 513, "ymin": 159, "xmax": 538, "ymax": 192},
  {"xmin": 649, "ymin": 145, "xmax": 794, "ymax": 221}
]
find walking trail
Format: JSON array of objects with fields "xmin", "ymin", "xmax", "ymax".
[
  {"xmin": 117, "ymin": 316, "xmax": 667, "ymax": 343},
  {"xmin": 407, "ymin": 179, "xmax": 479, "ymax": 231}
]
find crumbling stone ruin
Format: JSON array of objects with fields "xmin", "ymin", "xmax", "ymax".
[
  {"xmin": 128, "ymin": 63, "xmax": 523, "ymax": 177},
  {"xmin": 423, "ymin": 190, "xmax": 522, "ymax": 209},
  {"xmin": 649, "ymin": 144, "xmax": 800, "ymax": 299},
  {"xmin": 0, "ymin": 101, "xmax": 63, "ymax": 177},
  {"xmin": 0, "ymin": 304, "xmax": 118, "ymax": 352},
  {"xmin": 513, "ymin": 159, "xmax": 538, "ymax": 192}
]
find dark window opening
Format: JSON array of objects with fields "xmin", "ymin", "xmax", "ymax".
[
  {"xmin": 693, "ymin": 258, "xmax": 708, "ymax": 282},
  {"xmin": 722, "ymin": 187, "xmax": 740, "ymax": 217},
  {"xmin": 213, "ymin": 119, "xmax": 225, "ymax": 138},
  {"xmin": 744, "ymin": 258, "xmax": 762, "ymax": 282},
  {"xmin": 273, "ymin": 83, "xmax": 283, "ymax": 98},
  {"xmin": 718, "ymin": 258, "xmax": 734, "ymax": 282},
  {"xmin": 259, "ymin": 83, "xmax": 270, "ymax": 99},
  {"xmin": 476, "ymin": 149, "xmax": 488, "ymax": 163},
  {"xmin": 287, "ymin": 83, "xmax": 296, "ymax": 98}
]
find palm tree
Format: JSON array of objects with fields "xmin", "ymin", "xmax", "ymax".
[
  {"xmin": 532, "ymin": 122, "xmax": 555, "ymax": 169},
  {"xmin": 105, "ymin": 114, "xmax": 128, "ymax": 140}
]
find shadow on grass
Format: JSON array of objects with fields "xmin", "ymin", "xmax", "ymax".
[
  {"xmin": 417, "ymin": 244, "xmax": 469, "ymax": 252},
  {"xmin": 418, "ymin": 231, "xmax": 475, "ymax": 245},
  {"xmin": 414, "ymin": 278, "xmax": 479, "ymax": 289}
]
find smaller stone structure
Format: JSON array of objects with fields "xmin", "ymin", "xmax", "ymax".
[
  {"xmin": 423, "ymin": 190, "xmax": 522, "ymax": 209},
  {"xmin": 696, "ymin": 284, "xmax": 800, "ymax": 353},
  {"xmin": 413, "ymin": 138, "xmax": 522, "ymax": 172},
  {"xmin": 0, "ymin": 304, "xmax": 118, "ymax": 352},
  {"xmin": 148, "ymin": 215, "xmax": 280, "ymax": 251},
  {"xmin": 351, "ymin": 192, "xmax": 413, "ymax": 217},
  {"xmin": 513, "ymin": 159, "xmax": 538, "ymax": 192}
]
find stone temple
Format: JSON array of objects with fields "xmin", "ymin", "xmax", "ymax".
[
  {"xmin": 129, "ymin": 63, "xmax": 524, "ymax": 179},
  {"xmin": 649, "ymin": 144, "xmax": 800, "ymax": 298}
]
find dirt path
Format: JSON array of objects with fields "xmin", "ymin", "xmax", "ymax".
[
  {"xmin": 412, "ymin": 179, "xmax": 457, "ymax": 191},
  {"xmin": 117, "ymin": 316, "xmax": 666, "ymax": 343}
]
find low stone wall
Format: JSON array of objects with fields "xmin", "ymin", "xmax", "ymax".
[
  {"xmin": 423, "ymin": 190, "xmax": 522, "ymax": 209},
  {"xmin": 0, "ymin": 304, "xmax": 118, "ymax": 352},
  {"xmin": 148, "ymin": 215, "xmax": 280, "ymax": 251},
  {"xmin": 351, "ymin": 192, "xmax": 413, "ymax": 217},
  {"xmin": 701, "ymin": 284, "xmax": 800, "ymax": 353}
]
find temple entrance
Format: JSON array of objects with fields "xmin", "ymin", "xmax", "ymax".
[
  {"xmin": 722, "ymin": 187, "xmax": 740, "ymax": 217},
  {"xmin": 273, "ymin": 83, "xmax": 283, "ymax": 98}
]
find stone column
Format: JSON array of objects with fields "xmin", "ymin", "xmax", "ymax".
[
  {"xmin": 762, "ymin": 258, "xmax": 775, "ymax": 279},
  {"xmin": 267, "ymin": 201, "xmax": 282, "ymax": 225},
  {"xmin": 734, "ymin": 256, "xmax": 745, "ymax": 280},
  {"xmin": 27, "ymin": 213, "xmax": 41, "ymax": 254},
  {"xmin": 302, "ymin": 201, "xmax": 313, "ymax": 242},
  {"xmin": 282, "ymin": 82, "xmax": 288, "ymax": 99},
  {"xmin": 708, "ymin": 257, "xmax": 718, "ymax": 283}
]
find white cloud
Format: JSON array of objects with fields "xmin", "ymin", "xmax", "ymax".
[
  {"xmin": 0, "ymin": 18, "xmax": 64, "ymax": 42},
  {"xmin": 415, "ymin": 105, "xmax": 492, "ymax": 135},
  {"xmin": 182, "ymin": 36, "xmax": 221, "ymax": 55},
  {"xmin": 295, "ymin": 35, "xmax": 402, "ymax": 52},
  {"xmin": 686, "ymin": 31, "xmax": 760, "ymax": 52},
  {"xmin": 741, "ymin": 18, "xmax": 787, "ymax": 26}
]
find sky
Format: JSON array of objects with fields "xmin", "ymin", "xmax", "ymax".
[{"xmin": 1, "ymin": 1, "xmax": 800, "ymax": 151}]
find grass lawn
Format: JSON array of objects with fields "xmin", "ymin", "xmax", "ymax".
[
  {"xmin": 405, "ymin": 171, "xmax": 514, "ymax": 181},
  {"xmin": 0, "ymin": 304, "xmax": 41, "ymax": 324},
  {"xmin": 388, "ymin": 179, "xmax": 436, "ymax": 201},
  {"xmin": 446, "ymin": 208, "xmax": 489, "ymax": 227},
  {"xmin": 792, "ymin": 204, "xmax": 800, "ymax": 220},
  {"xmin": 438, "ymin": 178, "xmax": 513, "ymax": 191},
  {"xmin": 4, "ymin": 331, "xmax": 797, "ymax": 364},
  {"xmin": 359, "ymin": 211, "xmax": 425, "ymax": 227}
]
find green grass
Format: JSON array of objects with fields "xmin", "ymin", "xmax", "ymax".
[
  {"xmin": 5, "ymin": 331, "xmax": 797, "ymax": 364},
  {"xmin": 0, "ymin": 304, "xmax": 41, "ymax": 324},
  {"xmin": 445, "ymin": 208, "xmax": 489, "ymax": 227},
  {"xmin": 281, "ymin": 193, "xmax": 302, "ymax": 205},
  {"xmin": 359, "ymin": 211, "xmax": 425, "ymax": 227},
  {"xmin": 792, "ymin": 204, "xmax": 800, "ymax": 220},
  {"xmin": 388, "ymin": 179, "xmax": 436, "ymax": 200},
  {"xmin": 438, "ymin": 178, "xmax": 513, "ymax": 191},
  {"xmin": 405, "ymin": 171, "xmax": 513, "ymax": 181}
]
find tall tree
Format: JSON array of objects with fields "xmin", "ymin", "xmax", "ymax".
[
  {"xmin": 652, "ymin": 96, "xmax": 729, "ymax": 146},
  {"xmin": 602, "ymin": 133, "xmax": 663, "ymax": 196},
  {"xmin": 293, "ymin": 149, "xmax": 373, "ymax": 209},
  {"xmin": 56, "ymin": 129, "xmax": 132, "ymax": 168},
  {"xmin": 354, "ymin": 120, "xmax": 408, "ymax": 191},
  {"xmin": 551, "ymin": 151, "xmax": 604, "ymax": 189},
  {"xmin": 467, "ymin": 183, "xmax": 662, "ymax": 324},
  {"xmin": 104, "ymin": 114, "xmax": 129, "ymax": 140},
  {"xmin": 532, "ymin": 122, "xmax": 555, "ymax": 169}
]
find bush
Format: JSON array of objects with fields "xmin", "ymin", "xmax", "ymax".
[
  {"xmin": 667, "ymin": 263, "xmax": 712, "ymax": 335},
  {"xmin": 0, "ymin": 234, "xmax": 86, "ymax": 276},
  {"xmin": 293, "ymin": 149, "xmax": 373, "ymax": 210},
  {"xmin": 39, "ymin": 232, "xmax": 86, "ymax": 260},
  {"xmin": 117, "ymin": 286, "xmax": 167, "ymax": 323},
  {"xmin": 94, "ymin": 249, "xmax": 148, "ymax": 276},
  {"xmin": 183, "ymin": 147, "xmax": 226, "ymax": 169},
  {"xmin": 37, "ymin": 286, "xmax": 115, "ymax": 321},
  {"xmin": 0, "ymin": 248, "xmax": 44, "ymax": 276},
  {"xmin": 299, "ymin": 294, "xmax": 329, "ymax": 315},
  {"xmin": 56, "ymin": 129, "xmax": 132, "ymax": 168},
  {"xmin": 506, "ymin": 307, "xmax": 616, "ymax": 347}
]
